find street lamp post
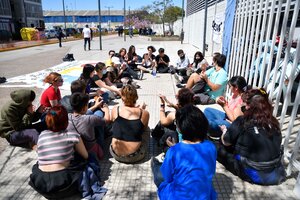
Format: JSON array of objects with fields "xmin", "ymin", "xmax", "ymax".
[
  {"xmin": 62, "ymin": 0, "xmax": 67, "ymax": 38},
  {"xmin": 105, "ymin": 6, "xmax": 113, "ymax": 31},
  {"xmin": 124, "ymin": 0, "xmax": 126, "ymax": 41},
  {"xmin": 181, "ymin": 0, "xmax": 184, "ymax": 44},
  {"xmin": 98, "ymin": 0, "xmax": 102, "ymax": 50}
]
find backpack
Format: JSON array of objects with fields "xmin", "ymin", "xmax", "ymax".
[{"xmin": 63, "ymin": 53, "xmax": 75, "ymax": 62}]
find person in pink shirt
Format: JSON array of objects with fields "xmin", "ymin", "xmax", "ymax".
[
  {"xmin": 204, "ymin": 76, "xmax": 249, "ymax": 138},
  {"xmin": 40, "ymin": 72, "xmax": 63, "ymax": 109}
]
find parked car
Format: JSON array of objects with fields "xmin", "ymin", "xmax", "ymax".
[
  {"xmin": 65, "ymin": 28, "xmax": 77, "ymax": 36},
  {"xmin": 45, "ymin": 29, "xmax": 57, "ymax": 39}
]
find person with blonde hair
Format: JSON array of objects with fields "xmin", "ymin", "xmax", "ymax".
[
  {"xmin": 110, "ymin": 84, "xmax": 149, "ymax": 163},
  {"xmin": 40, "ymin": 72, "xmax": 63, "ymax": 108}
]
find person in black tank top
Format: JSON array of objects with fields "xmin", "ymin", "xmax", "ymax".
[{"xmin": 110, "ymin": 85, "xmax": 150, "ymax": 164}]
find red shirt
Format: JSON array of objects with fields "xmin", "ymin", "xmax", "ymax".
[{"xmin": 40, "ymin": 86, "xmax": 61, "ymax": 107}]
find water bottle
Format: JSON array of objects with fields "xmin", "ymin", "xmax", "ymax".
[{"xmin": 152, "ymin": 68, "xmax": 157, "ymax": 77}]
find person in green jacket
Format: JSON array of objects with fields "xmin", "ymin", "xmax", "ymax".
[{"xmin": 0, "ymin": 89, "xmax": 45, "ymax": 149}]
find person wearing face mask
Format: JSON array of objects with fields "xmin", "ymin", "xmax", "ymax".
[
  {"xmin": 91, "ymin": 62, "xmax": 121, "ymax": 99},
  {"xmin": 172, "ymin": 50, "xmax": 190, "ymax": 84},
  {"xmin": 187, "ymin": 51, "xmax": 210, "ymax": 76},
  {"xmin": 175, "ymin": 52, "xmax": 211, "ymax": 89},
  {"xmin": 218, "ymin": 88, "xmax": 286, "ymax": 185}
]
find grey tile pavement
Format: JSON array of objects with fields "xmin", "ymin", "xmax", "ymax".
[{"xmin": 0, "ymin": 35, "xmax": 298, "ymax": 199}]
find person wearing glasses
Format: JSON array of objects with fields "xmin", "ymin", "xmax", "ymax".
[{"xmin": 40, "ymin": 72, "xmax": 63, "ymax": 109}]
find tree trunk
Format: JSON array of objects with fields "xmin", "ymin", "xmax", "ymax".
[{"xmin": 162, "ymin": 20, "xmax": 165, "ymax": 37}]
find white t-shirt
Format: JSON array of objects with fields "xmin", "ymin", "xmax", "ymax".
[{"xmin": 83, "ymin": 27, "xmax": 91, "ymax": 38}]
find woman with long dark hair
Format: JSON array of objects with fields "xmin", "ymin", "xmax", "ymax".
[
  {"xmin": 218, "ymin": 88, "xmax": 286, "ymax": 185},
  {"xmin": 79, "ymin": 64, "xmax": 95, "ymax": 94}
]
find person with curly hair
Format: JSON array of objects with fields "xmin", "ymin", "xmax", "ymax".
[{"xmin": 218, "ymin": 88, "xmax": 286, "ymax": 185}]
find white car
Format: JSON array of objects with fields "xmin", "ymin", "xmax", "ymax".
[{"xmin": 45, "ymin": 29, "xmax": 57, "ymax": 39}]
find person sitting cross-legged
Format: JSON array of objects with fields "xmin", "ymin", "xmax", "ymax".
[
  {"xmin": 204, "ymin": 76, "xmax": 249, "ymax": 138},
  {"xmin": 151, "ymin": 105, "xmax": 217, "ymax": 200},
  {"xmin": 186, "ymin": 53, "xmax": 228, "ymax": 105},
  {"xmin": 218, "ymin": 88, "xmax": 286, "ymax": 185},
  {"xmin": 0, "ymin": 89, "xmax": 46, "ymax": 150},
  {"xmin": 110, "ymin": 84, "xmax": 150, "ymax": 163},
  {"xmin": 67, "ymin": 92, "xmax": 110, "ymax": 160},
  {"xmin": 29, "ymin": 105, "xmax": 89, "ymax": 199}
]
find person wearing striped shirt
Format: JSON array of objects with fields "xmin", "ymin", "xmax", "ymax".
[{"xmin": 29, "ymin": 105, "xmax": 88, "ymax": 199}]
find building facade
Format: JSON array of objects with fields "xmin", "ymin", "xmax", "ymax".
[
  {"xmin": 43, "ymin": 10, "xmax": 124, "ymax": 29},
  {"xmin": 0, "ymin": 0, "xmax": 44, "ymax": 39}
]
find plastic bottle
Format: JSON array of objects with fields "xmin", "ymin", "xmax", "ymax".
[{"xmin": 152, "ymin": 68, "xmax": 157, "ymax": 77}]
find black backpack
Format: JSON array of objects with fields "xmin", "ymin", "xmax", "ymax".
[{"xmin": 62, "ymin": 53, "xmax": 75, "ymax": 62}]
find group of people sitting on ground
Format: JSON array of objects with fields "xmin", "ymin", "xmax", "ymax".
[{"xmin": 0, "ymin": 45, "xmax": 287, "ymax": 199}]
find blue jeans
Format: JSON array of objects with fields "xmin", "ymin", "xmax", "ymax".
[
  {"xmin": 86, "ymin": 109, "xmax": 105, "ymax": 148},
  {"xmin": 151, "ymin": 158, "xmax": 164, "ymax": 187},
  {"xmin": 204, "ymin": 107, "xmax": 231, "ymax": 137}
]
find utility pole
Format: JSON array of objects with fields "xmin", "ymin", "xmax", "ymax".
[
  {"xmin": 181, "ymin": 0, "xmax": 184, "ymax": 44},
  {"xmin": 105, "ymin": 6, "xmax": 113, "ymax": 31},
  {"xmin": 203, "ymin": 0, "xmax": 208, "ymax": 57},
  {"xmin": 124, "ymin": 0, "xmax": 126, "ymax": 41},
  {"xmin": 98, "ymin": 0, "xmax": 102, "ymax": 50},
  {"xmin": 62, "ymin": 0, "xmax": 67, "ymax": 38}
]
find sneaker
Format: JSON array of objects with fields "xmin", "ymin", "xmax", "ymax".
[
  {"xmin": 131, "ymin": 81, "xmax": 141, "ymax": 89},
  {"xmin": 174, "ymin": 73, "xmax": 183, "ymax": 84},
  {"xmin": 138, "ymin": 70, "xmax": 144, "ymax": 80},
  {"xmin": 176, "ymin": 83, "xmax": 185, "ymax": 88}
]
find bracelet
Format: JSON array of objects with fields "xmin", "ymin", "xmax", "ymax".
[{"xmin": 160, "ymin": 104, "xmax": 165, "ymax": 108}]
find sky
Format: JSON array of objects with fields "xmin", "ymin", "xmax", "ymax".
[{"xmin": 42, "ymin": 0, "xmax": 183, "ymax": 11}]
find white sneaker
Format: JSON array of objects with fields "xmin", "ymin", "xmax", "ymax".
[{"xmin": 174, "ymin": 73, "xmax": 183, "ymax": 84}]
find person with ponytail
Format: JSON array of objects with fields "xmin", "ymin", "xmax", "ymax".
[{"xmin": 204, "ymin": 76, "xmax": 249, "ymax": 137}]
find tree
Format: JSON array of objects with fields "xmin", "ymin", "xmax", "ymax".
[
  {"xmin": 164, "ymin": 6, "xmax": 183, "ymax": 35},
  {"xmin": 151, "ymin": 0, "xmax": 173, "ymax": 36}
]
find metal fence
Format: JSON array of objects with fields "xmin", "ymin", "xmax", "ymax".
[{"xmin": 227, "ymin": 0, "xmax": 300, "ymax": 190}]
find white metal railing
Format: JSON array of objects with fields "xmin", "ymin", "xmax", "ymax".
[{"xmin": 227, "ymin": 0, "xmax": 300, "ymax": 195}]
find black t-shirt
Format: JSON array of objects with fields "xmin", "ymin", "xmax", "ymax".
[
  {"xmin": 90, "ymin": 74, "xmax": 108, "ymax": 88},
  {"xmin": 223, "ymin": 116, "xmax": 282, "ymax": 162},
  {"xmin": 155, "ymin": 54, "xmax": 170, "ymax": 68}
]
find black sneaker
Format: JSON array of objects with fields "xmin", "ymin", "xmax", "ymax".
[{"xmin": 176, "ymin": 84, "xmax": 185, "ymax": 88}]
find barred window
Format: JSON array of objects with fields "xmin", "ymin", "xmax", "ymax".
[{"xmin": 186, "ymin": 0, "xmax": 224, "ymax": 16}]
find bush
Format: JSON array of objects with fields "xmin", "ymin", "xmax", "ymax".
[{"xmin": 123, "ymin": 29, "xmax": 139, "ymax": 35}]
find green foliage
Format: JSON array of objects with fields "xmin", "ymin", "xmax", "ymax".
[
  {"xmin": 124, "ymin": 29, "xmax": 139, "ymax": 35},
  {"xmin": 164, "ymin": 6, "xmax": 183, "ymax": 24}
]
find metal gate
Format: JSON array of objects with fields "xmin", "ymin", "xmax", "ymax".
[{"xmin": 227, "ymin": 0, "xmax": 300, "ymax": 191}]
